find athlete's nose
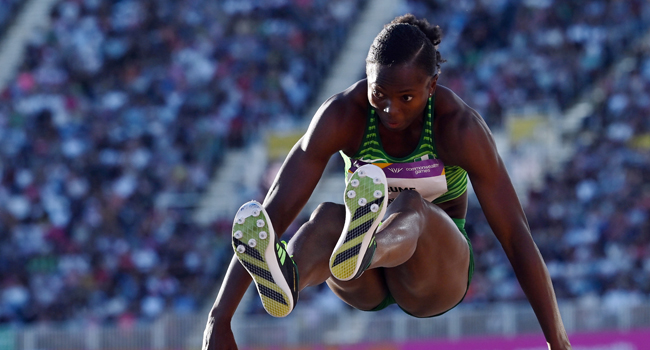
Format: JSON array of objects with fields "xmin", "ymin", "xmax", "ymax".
[
  {"xmin": 382, "ymin": 100, "xmax": 391, "ymax": 114},
  {"xmin": 381, "ymin": 101, "xmax": 401, "ymax": 120},
  {"xmin": 382, "ymin": 101, "xmax": 396, "ymax": 116}
]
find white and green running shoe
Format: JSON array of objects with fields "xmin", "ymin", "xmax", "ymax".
[
  {"xmin": 329, "ymin": 164, "xmax": 388, "ymax": 281},
  {"xmin": 232, "ymin": 200, "xmax": 298, "ymax": 317}
]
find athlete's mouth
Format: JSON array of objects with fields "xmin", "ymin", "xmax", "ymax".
[
  {"xmin": 383, "ymin": 118, "xmax": 401, "ymax": 128},
  {"xmin": 378, "ymin": 114, "xmax": 395, "ymax": 124}
]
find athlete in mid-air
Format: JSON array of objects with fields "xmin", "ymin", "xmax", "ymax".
[{"xmin": 203, "ymin": 14, "xmax": 571, "ymax": 350}]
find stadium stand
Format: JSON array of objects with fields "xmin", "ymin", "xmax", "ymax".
[
  {"xmin": 414, "ymin": 0, "xmax": 650, "ymax": 307},
  {"xmin": 523, "ymin": 38, "xmax": 650, "ymax": 306},
  {"xmin": 0, "ymin": 0, "xmax": 365, "ymax": 326},
  {"xmin": 0, "ymin": 0, "xmax": 24, "ymax": 36}
]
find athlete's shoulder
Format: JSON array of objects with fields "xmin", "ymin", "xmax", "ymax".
[
  {"xmin": 303, "ymin": 79, "xmax": 369, "ymax": 156},
  {"xmin": 315, "ymin": 79, "xmax": 368, "ymax": 122},
  {"xmin": 433, "ymin": 85, "xmax": 494, "ymax": 166},
  {"xmin": 434, "ymin": 85, "xmax": 488, "ymax": 136}
]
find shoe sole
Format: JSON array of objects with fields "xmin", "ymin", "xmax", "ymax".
[
  {"xmin": 232, "ymin": 201, "xmax": 294, "ymax": 317},
  {"xmin": 329, "ymin": 164, "xmax": 388, "ymax": 281}
]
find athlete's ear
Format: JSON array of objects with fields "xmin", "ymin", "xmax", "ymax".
[{"xmin": 428, "ymin": 74, "xmax": 439, "ymax": 96}]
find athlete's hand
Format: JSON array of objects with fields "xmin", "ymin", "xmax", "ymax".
[{"xmin": 202, "ymin": 315, "xmax": 237, "ymax": 350}]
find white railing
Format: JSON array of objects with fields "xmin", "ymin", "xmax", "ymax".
[
  {"xmin": 233, "ymin": 300, "xmax": 650, "ymax": 347},
  {"xmin": 1, "ymin": 299, "xmax": 649, "ymax": 349},
  {"xmin": 1, "ymin": 314, "xmax": 203, "ymax": 350}
]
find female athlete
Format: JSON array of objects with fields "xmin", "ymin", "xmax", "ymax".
[{"xmin": 203, "ymin": 14, "xmax": 571, "ymax": 350}]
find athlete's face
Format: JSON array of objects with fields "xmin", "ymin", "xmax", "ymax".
[{"xmin": 366, "ymin": 62, "xmax": 437, "ymax": 132}]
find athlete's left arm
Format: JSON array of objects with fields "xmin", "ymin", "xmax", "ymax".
[{"xmin": 438, "ymin": 92, "xmax": 571, "ymax": 350}]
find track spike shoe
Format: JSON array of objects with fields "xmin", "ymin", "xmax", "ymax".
[
  {"xmin": 232, "ymin": 201, "xmax": 298, "ymax": 317},
  {"xmin": 329, "ymin": 164, "xmax": 387, "ymax": 281}
]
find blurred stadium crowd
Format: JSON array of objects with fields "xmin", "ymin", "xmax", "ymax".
[
  {"xmin": 0, "ymin": 0, "xmax": 24, "ymax": 36},
  {"xmin": 0, "ymin": 0, "xmax": 363, "ymax": 325},
  {"xmin": 423, "ymin": 0, "xmax": 650, "ymax": 309},
  {"xmin": 0, "ymin": 0, "xmax": 649, "ymax": 326}
]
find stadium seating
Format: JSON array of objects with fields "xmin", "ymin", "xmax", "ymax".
[
  {"xmin": 0, "ymin": 0, "xmax": 24, "ymax": 36},
  {"xmin": 0, "ymin": 0, "xmax": 365, "ymax": 325}
]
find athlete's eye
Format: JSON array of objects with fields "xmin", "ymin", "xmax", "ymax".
[
  {"xmin": 372, "ymin": 90, "xmax": 384, "ymax": 98},
  {"xmin": 402, "ymin": 95, "xmax": 413, "ymax": 102}
]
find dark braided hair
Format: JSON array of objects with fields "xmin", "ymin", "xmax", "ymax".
[{"xmin": 366, "ymin": 14, "xmax": 445, "ymax": 77}]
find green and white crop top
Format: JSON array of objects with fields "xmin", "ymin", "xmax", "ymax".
[{"xmin": 341, "ymin": 96, "xmax": 468, "ymax": 204}]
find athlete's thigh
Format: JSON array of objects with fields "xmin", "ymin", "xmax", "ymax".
[
  {"xmin": 382, "ymin": 195, "xmax": 470, "ymax": 317},
  {"xmin": 285, "ymin": 201, "xmax": 389, "ymax": 308},
  {"xmin": 325, "ymin": 268, "xmax": 389, "ymax": 311}
]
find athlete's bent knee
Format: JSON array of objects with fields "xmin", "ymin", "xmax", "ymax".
[
  {"xmin": 304, "ymin": 202, "xmax": 345, "ymax": 237},
  {"xmin": 391, "ymin": 189, "xmax": 426, "ymax": 210},
  {"xmin": 310, "ymin": 202, "xmax": 344, "ymax": 220}
]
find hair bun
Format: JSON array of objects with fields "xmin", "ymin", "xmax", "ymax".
[
  {"xmin": 367, "ymin": 13, "xmax": 445, "ymax": 76},
  {"xmin": 389, "ymin": 14, "xmax": 442, "ymax": 47}
]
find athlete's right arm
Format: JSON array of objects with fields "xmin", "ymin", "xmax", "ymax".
[
  {"xmin": 202, "ymin": 82, "xmax": 366, "ymax": 350},
  {"xmin": 262, "ymin": 85, "xmax": 366, "ymax": 233},
  {"xmin": 260, "ymin": 134, "xmax": 340, "ymax": 232}
]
